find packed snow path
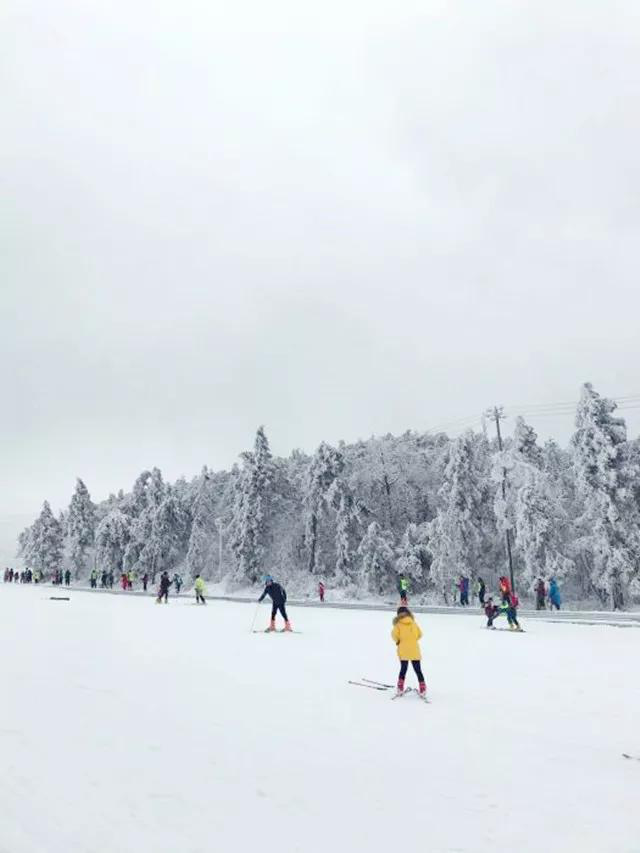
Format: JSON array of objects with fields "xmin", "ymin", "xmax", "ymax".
[{"xmin": 1, "ymin": 586, "xmax": 638, "ymax": 853}]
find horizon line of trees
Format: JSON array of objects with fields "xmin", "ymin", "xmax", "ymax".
[{"xmin": 17, "ymin": 383, "xmax": 640, "ymax": 610}]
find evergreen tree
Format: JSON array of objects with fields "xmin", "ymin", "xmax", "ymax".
[
  {"xmin": 334, "ymin": 489, "xmax": 354, "ymax": 586},
  {"xmin": 396, "ymin": 522, "xmax": 431, "ymax": 589},
  {"xmin": 148, "ymin": 491, "xmax": 190, "ymax": 575},
  {"xmin": 123, "ymin": 468, "xmax": 166, "ymax": 574},
  {"xmin": 304, "ymin": 442, "xmax": 344, "ymax": 574},
  {"xmin": 18, "ymin": 522, "xmax": 38, "ymax": 567},
  {"xmin": 512, "ymin": 416, "xmax": 544, "ymax": 467},
  {"xmin": 493, "ymin": 419, "xmax": 568, "ymax": 588},
  {"xmin": 427, "ymin": 432, "xmax": 486, "ymax": 597},
  {"xmin": 357, "ymin": 522, "xmax": 395, "ymax": 594},
  {"xmin": 31, "ymin": 501, "xmax": 64, "ymax": 574},
  {"xmin": 95, "ymin": 510, "xmax": 131, "ymax": 574},
  {"xmin": 512, "ymin": 464, "xmax": 571, "ymax": 585},
  {"xmin": 186, "ymin": 468, "xmax": 217, "ymax": 579},
  {"xmin": 571, "ymin": 383, "xmax": 640, "ymax": 608},
  {"xmin": 67, "ymin": 478, "xmax": 96, "ymax": 577},
  {"xmin": 229, "ymin": 427, "xmax": 276, "ymax": 583}
]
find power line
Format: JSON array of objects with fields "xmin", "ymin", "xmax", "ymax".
[{"xmin": 424, "ymin": 393, "xmax": 640, "ymax": 435}]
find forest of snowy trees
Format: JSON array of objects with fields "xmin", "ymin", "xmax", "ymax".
[{"xmin": 16, "ymin": 383, "xmax": 640, "ymax": 609}]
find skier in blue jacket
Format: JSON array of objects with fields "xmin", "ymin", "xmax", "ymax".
[{"xmin": 549, "ymin": 578, "xmax": 561, "ymax": 610}]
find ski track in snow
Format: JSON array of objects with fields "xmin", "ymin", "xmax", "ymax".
[{"xmin": 0, "ymin": 585, "xmax": 638, "ymax": 853}]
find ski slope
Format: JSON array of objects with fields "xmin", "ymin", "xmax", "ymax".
[{"xmin": 1, "ymin": 586, "xmax": 638, "ymax": 853}]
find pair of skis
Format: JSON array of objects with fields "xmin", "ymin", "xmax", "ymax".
[
  {"xmin": 348, "ymin": 678, "xmax": 429, "ymax": 702},
  {"xmin": 252, "ymin": 629, "xmax": 302, "ymax": 634},
  {"xmin": 348, "ymin": 678, "xmax": 393, "ymax": 691}
]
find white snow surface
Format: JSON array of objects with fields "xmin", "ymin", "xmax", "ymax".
[{"xmin": 1, "ymin": 586, "xmax": 639, "ymax": 853}]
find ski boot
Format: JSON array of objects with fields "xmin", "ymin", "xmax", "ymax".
[
  {"xmin": 265, "ymin": 619, "xmax": 276, "ymax": 633},
  {"xmin": 284, "ymin": 621, "xmax": 293, "ymax": 632},
  {"xmin": 396, "ymin": 678, "xmax": 405, "ymax": 697},
  {"xmin": 419, "ymin": 682, "xmax": 427, "ymax": 697}
]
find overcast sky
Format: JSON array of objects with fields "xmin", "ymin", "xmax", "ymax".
[{"xmin": 2, "ymin": 0, "xmax": 640, "ymax": 532}]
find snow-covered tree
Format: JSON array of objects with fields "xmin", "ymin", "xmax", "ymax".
[
  {"xmin": 28, "ymin": 501, "xmax": 64, "ymax": 574},
  {"xmin": 512, "ymin": 464, "xmax": 571, "ymax": 585},
  {"xmin": 185, "ymin": 468, "xmax": 217, "ymax": 579},
  {"xmin": 67, "ymin": 478, "xmax": 96, "ymax": 577},
  {"xmin": 427, "ymin": 432, "xmax": 487, "ymax": 595},
  {"xmin": 333, "ymin": 489, "xmax": 355, "ymax": 587},
  {"xmin": 512, "ymin": 417, "xmax": 544, "ymax": 468},
  {"xmin": 147, "ymin": 491, "xmax": 190, "ymax": 575},
  {"xmin": 396, "ymin": 522, "xmax": 431, "ymax": 589},
  {"xmin": 123, "ymin": 468, "xmax": 166, "ymax": 575},
  {"xmin": 229, "ymin": 427, "xmax": 276, "ymax": 583},
  {"xmin": 493, "ymin": 418, "xmax": 570, "ymax": 588},
  {"xmin": 304, "ymin": 442, "xmax": 344, "ymax": 574},
  {"xmin": 571, "ymin": 383, "xmax": 640, "ymax": 608},
  {"xmin": 95, "ymin": 510, "xmax": 131, "ymax": 574},
  {"xmin": 357, "ymin": 522, "xmax": 395, "ymax": 594}
]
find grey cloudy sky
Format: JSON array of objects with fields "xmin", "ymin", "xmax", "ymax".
[{"xmin": 2, "ymin": 0, "xmax": 640, "ymax": 532}]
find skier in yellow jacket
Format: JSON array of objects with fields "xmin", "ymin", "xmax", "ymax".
[
  {"xmin": 194, "ymin": 575, "xmax": 207, "ymax": 605},
  {"xmin": 193, "ymin": 575, "xmax": 207, "ymax": 604},
  {"xmin": 391, "ymin": 606, "xmax": 427, "ymax": 697}
]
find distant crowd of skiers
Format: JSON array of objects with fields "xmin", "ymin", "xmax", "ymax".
[
  {"xmin": 4, "ymin": 565, "xmax": 562, "ymax": 620},
  {"xmin": 446, "ymin": 574, "xmax": 561, "ymax": 611},
  {"xmin": 2, "ymin": 567, "xmax": 53, "ymax": 584},
  {"xmin": 3, "ymin": 566, "xmax": 193, "ymax": 600}
]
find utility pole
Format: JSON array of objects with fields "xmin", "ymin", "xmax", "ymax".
[
  {"xmin": 486, "ymin": 405, "xmax": 515, "ymax": 594},
  {"xmin": 215, "ymin": 517, "xmax": 224, "ymax": 575}
]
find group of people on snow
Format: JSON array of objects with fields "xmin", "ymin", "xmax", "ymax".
[
  {"xmin": 51, "ymin": 569, "xmax": 71, "ymax": 586},
  {"xmin": 534, "ymin": 577, "xmax": 562, "ymax": 610},
  {"xmin": 3, "ymin": 567, "xmax": 43, "ymax": 584},
  {"xmin": 483, "ymin": 576, "xmax": 523, "ymax": 631}
]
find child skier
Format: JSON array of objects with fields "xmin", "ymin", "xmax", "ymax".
[
  {"xmin": 194, "ymin": 575, "xmax": 207, "ymax": 605},
  {"xmin": 258, "ymin": 576, "xmax": 292, "ymax": 632},
  {"xmin": 318, "ymin": 581, "xmax": 325, "ymax": 603},
  {"xmin": 484, "ymin": 597, "xmax": 500, "ymax": 629},
  {"xmin": 391, "ymin": 606, "xmax": 426, "ymax": 697}
]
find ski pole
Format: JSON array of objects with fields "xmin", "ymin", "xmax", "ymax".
[{"xmin": 249, "ymin": 601, "xmax": 261, "ymax": 633}]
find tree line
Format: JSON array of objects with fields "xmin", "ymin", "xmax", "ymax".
[{"xmin": 17, "ymin": 383, "xmax": 640, "ymax": 609}]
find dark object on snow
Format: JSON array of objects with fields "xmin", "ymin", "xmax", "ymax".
[{"xmin": 50, "ymin": 596, "xmax": 70, "ymax": 601}]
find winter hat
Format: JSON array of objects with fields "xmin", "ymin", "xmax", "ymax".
[{"xmin": 393, "ymin": 606, "xmax": 413, "ymax": 625}]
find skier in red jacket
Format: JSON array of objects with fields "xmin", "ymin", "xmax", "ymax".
[
  {"xmin": 318, "ymin": 581, "xmax": 325, "ymax": 603},
  {"xmin": 498, "ymin": 576, "xmax": 512, "ymax": 604}
]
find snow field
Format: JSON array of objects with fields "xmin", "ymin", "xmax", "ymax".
[{"xmin": 1, "ymin": 586, "xmax": 639, "ymax": 853}]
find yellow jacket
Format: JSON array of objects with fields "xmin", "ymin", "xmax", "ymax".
[
  {"xmin": 391, "ymin": 615, "xmax": 423, "ymax": 660},
  {"xmin": 194, "ymin": 577, "xmax": 206, "ymax": 594}
]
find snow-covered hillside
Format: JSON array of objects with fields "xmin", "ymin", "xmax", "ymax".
[{"xmin": 1, "ymin": 586, "xmax": 638, "ymax": 853}]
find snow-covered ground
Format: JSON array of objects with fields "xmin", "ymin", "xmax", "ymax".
[{"xmin": 1, "ymin": 586, "xmax": 639, "ymax": 853}]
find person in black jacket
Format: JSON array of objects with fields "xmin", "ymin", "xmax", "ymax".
[
  {"xmin": 156, "ymin": 571, "xmax": 172, "ymax": 604},
  {"xmin": 258, "ymin": 575, "xmax": 292, "ymax": 632}
]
